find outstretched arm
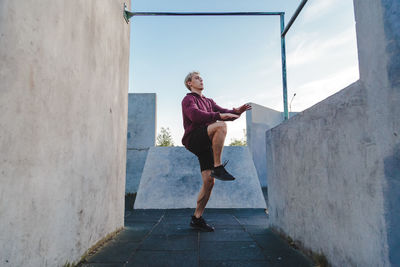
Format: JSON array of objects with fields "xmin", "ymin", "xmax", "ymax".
[
  {"xmin": 220, "ymin": 113, "xmax": 239, "ymax": 120},
  {"xmin": 210, "ymin": 99, "xmax": 239, "ymax": 115},
  {"xmin": 211, "ymin": 100, "xmax": 251, "ymax": 121}
]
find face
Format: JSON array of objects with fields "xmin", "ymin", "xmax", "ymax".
[{"xmin": 188, "ymin": 74, "xmax": 204, "ymax": 91}]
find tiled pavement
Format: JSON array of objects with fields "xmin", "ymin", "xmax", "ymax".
[{"xmin": 80, "ymin": 209, "xmax": 314, "ymax": 267}]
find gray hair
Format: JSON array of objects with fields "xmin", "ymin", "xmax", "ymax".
[{"xmin": 184, "ymin": 71, "xmax": 200, "ymax": 91}]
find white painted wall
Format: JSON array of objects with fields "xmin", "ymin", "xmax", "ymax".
[{"xmin": 0, "ymin": 1, "xmax": 130, "ymax": 266}]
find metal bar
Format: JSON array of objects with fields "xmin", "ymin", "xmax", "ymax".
[
  {"xmin": 129, "ymin": 11, "xmax": 283, "ymax": 17},
  {"xmin": 124, "ymin": 3, "xmax": 132, "ymax": 23},
  {"xmin": 281, "ymin": 0, "xmax": 308, "ymax": 37},
  {"xmin": 123, "ymin": 3, "xmax": 291, "ymax": 118},
  {"xmin": 280, "ymin": 14, "xmax": 289, "ymax": 120}
]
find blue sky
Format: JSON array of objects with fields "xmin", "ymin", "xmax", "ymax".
[{"xmin": 128, "ymin": 0, "xmax": 359, "ymax": 146}]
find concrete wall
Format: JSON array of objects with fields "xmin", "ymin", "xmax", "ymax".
[
  {"xmin": 265, "ymin": 0, "xmax": 399, "ymax": 266},
  {"xmin": 246, "ymin": 103, "xmax": 296, "ymax": 187},
  {"xmin": 361, "ymin": 0, "xmax": 400, "ymax": 265},
  {"xmin": 134, "ymin": 147, "xmax": 266, "ymax": 209},
  {"xmin": 126, "ymin": 93, "xmax": 156, "ymax": 149},
  {"xmin": 246, "ymin": 103, "xmax": 283, "ymax": 187},
  {"xmin": 126, "ymin": 93, "xmax": 156, "ymax": 193},
  {"xmin": 0, "ymin": 1, "xmax": 130, "ymax": 266}
]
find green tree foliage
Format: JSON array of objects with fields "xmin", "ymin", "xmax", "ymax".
[
  {"xmin": 229, "ymin": 129, "xmax": 247, "ymax": 146},
  {"xmin": 156, "ymin": 127, "xmax": 175, "ymax": 147}
]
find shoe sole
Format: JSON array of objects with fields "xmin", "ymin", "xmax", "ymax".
[
  {"xmin": 210, "ymin": 174, "xmax": 235, "ymax": 181},
  {"xmin": 190, "ymin": 224, "xmax": 215, "ymax": 232}
]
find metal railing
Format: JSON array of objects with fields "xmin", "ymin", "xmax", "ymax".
[
  {"xmin": 281, "ymin": 0, "xmax": 309, "ymax": 38},
  {"xmin": 124, "ymin": 0, "xmax": 308, "ymax": 120}
]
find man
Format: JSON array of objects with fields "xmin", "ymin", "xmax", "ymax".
[{"xmin": 181, "ymin": 71, "xmax": 251, "ymax": 232}]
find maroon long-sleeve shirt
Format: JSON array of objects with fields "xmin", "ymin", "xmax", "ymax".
[{"xmin": 181, "ymin": 92, "xmax": 238, "ymax": 147}]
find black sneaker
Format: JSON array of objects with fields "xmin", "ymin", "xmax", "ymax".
[
  {"xmin": 211, "ymin": 161, "xmax": 235, "ymax": 181},
  {"xmin": 190, "ymin": 216, "xmax": 215, "ymax": 232}
]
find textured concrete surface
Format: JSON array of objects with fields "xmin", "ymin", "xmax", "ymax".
[
  {"xmin": 125, "ymin": 93, "xmax": 156, "ymax": 194},
  {"xmin": 367, "ymin": 0, "xmax": 400, "ymax": 265},
  {"xmin": 126, "ymin": 149, "xmax": 149, "ymax": 194},
  {"xmin": 0, "ymin": 1, "xmax": 130, "ymax": 266},
  {"xmin": 79, "ymin": 209, "xmax": 314, "ymax": 266},
  {"xmin": 266, "ymin": 82, "xmax": 380, "ymax": 266},
  {"xmin": 266, "ymin": 0, "xmax": 400, "ymax": 266},
  {"xmin": 246, "ymin": 103, "xmax": 285, "ymax": 187},
  {"xmin": 134, "ymin": 147, "xmax": 267, "ymax": 209},
  {"xmin": 127, "ymin": 93, "xmax": 156, "ymax": 150}
]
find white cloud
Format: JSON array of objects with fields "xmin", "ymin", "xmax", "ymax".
[
  {"xmin": 250, "ymin": 88, "xmax": 283, "ymax": 111},
  {"xmin": 290, "ymin": 65, "xmax": 359, "ymax": 111},
  {"xmin": 257, "ymin": 26, "xmax": 358, "ymax": 81},
  {"xmin": 257, "ymin": 27, "xmax": 357, "ymax": 75},
  {"xmin": 287, "ymin": 26, "xmax": 357, "ymax": 68},
  {"xmin": 302, "ymin": 0, "xmax": 337, "ymax": 22}
]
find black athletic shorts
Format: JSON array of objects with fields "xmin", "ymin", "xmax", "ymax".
[{"xmin": 186, "ymin": 126, "xmax": 214, "ymax": 172}]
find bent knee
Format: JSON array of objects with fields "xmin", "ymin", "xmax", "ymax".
[{"xmin": 217, "ymin": 122, "xmax": 227, "ymax": 132}]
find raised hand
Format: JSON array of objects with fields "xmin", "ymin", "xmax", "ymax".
[{"xmin": 234, "ymin": 103, "xmax": 252, "ymax": 114}]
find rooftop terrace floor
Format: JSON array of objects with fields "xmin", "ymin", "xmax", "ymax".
[{"xmin": 80, "ymin": 208, "xmax": 313, "ymax": 267}]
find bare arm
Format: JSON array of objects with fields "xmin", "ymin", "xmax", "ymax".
[
  {"xmin": 220, "ymin": 113, "xmax": 240, "ymax": 120},
  {"xmin": 214, "ymin": 102, "xmax": 251, "ymax": 121}
]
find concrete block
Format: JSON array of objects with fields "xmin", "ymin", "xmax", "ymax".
[
  {"xmin": 126, "ymin": 149, "xmax": 149, "ymax": 193},
  {"xmin": 127, "ymin": 93, "xmax": 156, "ymax": 149},
  {"xmin": 246, "ymin": 103, "xmax": 297, "ymax": 187},
  {"xmin": 126, "ymin": 93, "xmax": 156, "ymax": 194},
  {"xmin": 134, "ymin": 147, "xmax": 266, "ymax": 209}
]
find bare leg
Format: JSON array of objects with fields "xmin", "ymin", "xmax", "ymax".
[
  {"xmin": 194, "ymin": 170, "xmax": 214, "ymax": 218},
  {"xmin": 207, "ymin": 122, "xmax": 227, "ymax": 167}
]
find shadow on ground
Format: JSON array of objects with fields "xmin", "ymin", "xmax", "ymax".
[{"xmin": 78, "ymin": 208, "xmax": 314, "ymax": 267}]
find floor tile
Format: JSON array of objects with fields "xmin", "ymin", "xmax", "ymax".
[
  {"xmin": 151, "ymin": 223, "xmax": 199, "ymax": 236},
  {"xmin": 82, "ymin": 209, "xmax": 314, "ymax": 267},
  {"xmin": 124, "ymin": 218, "xmax": 161, "ymax": 227},
  {"xmin": 199, "ymin": 229, "xmax": 252, "ymax": 242},
  {"xmin": 160, "ymin": 215, "xmax": 192, "ymax": 225},
  {"xmin": 86, "ymin": 241, "xmax": 140, "ymax": 263},
  {"xmin": 204, "ymin": 216, "xmax": 241, "ymax": 226},
  {"xmin": 113, "ymin": 227, "xmax": 152, "ymax": 242},
  {"xmin": 235, "ymin": 217, "xmax": 269, "ymax": 226},
  {"xmin": 199, "ymin": 241, "xmax": 265, "ymax": 261},
  {"xmin": 139, "ymin": 234, "xmax": 198, "ymax": 251},
  {"xmin": 243, "ymin": 225, "xmax": 271, "ymax": 235},
  {"xmin": 232, "ymin": 209, "xmax": 268, "ymax": 218},
  {"xmin": 199, "ymin": 260, "xmax": 271, "ymax": 267},
  {"xmin": 164, "ymin": 209, "xmax": 196, "ymax": 217},
  {"xmin": 126, "ymin": 250, "xmax": 198, "ymax": 267},
  {"xmin": 125, "ymin": 210, "xmax": 165, "ymax": 223},
  {"xmin": 202, "ymin": 208, "xmax": 235, "ymax": 214},
  {"xmin": 251, "ymin": 233, "xmax": 314, "ymax": 267},
  {"xmin": 211, "ymin": 224, "xmax": 245, "ymax": 230},
  {"xmin": 81, "ymin": 263, "xmax": 125, "ymax": 267}
]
